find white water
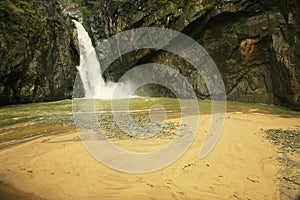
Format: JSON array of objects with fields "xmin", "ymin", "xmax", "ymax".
[{"xmin": 73, "ymin": 20, "xmax": 132, "ymax": 99}]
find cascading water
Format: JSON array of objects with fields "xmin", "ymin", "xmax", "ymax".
[{"xmin": 73, "ymin": 20, "xmax": 132, "ymax": 99}]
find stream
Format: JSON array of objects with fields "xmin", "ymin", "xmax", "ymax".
[{"xmin": 1, "ymin": 97, "xmax": 299, "ymax": 150}]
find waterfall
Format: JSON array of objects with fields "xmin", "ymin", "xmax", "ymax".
[{"xmin": 73, "ymin": 20, "xmax": 132, "ymax": 99}]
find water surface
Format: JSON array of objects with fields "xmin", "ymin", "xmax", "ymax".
[{"xmin": 1, "ymin": 98, "xmax": 299, "ymax": 149}]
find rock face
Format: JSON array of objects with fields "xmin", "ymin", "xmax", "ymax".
[
  {"xmin": 84, "ymin": 0, "xmax": 299, "ymax": 110},
  {"xmin": 0, "ymin": 0, "xmax": 79, "ymax": 105},
  {"xmin": 1, "ymin": 0, "xmax": 299, "ymax": 110}
]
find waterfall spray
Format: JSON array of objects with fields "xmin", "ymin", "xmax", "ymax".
[{"xmin": 73, "ymin": 20, "xmax": 132, "ymax": 99}]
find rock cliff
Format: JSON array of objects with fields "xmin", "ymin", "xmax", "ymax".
[
  {"xmin": 0, "ymin": 0, "xmax": 79, "ymax": 105},
  {"xmin": 84, "ymin": 0, "xmax": 299, "ymax": 110},
  {"xmin": 1, "ymin": 0, "xmax": 299, "ymax": 110}
]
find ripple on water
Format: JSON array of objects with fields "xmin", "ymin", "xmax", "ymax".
[{"xmin": 0, "ymin": 98, "xmax": 299, "ymax": 150}]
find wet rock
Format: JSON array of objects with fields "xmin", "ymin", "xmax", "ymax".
[
  {"xmin": 96, "ymin": 112, "xmax": 186, "ymax": 139},
  {"xmin": 0, "ymin": 0, "xmax": 79, "ymax": 106},
  {"xmin": 1, "ymin": 0, "xmax": 299, "ymax": 111},
  {"xmin": 84, "ymin": 0, "xmax": 300, "ymax": 110},
  {"xmin": 264, "ymin": 128, "xmax": 300, "ymax": 199},
  {"xmin": 265, "ymin": 128, "xmax": 300, "ymax": 154}
]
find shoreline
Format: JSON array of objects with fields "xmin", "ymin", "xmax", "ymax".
[{"xmin": 0, "ymin": 113, "xmax": 299, "ymax": 199}]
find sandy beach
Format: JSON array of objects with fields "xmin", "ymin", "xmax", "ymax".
[{"xmin": 0, "ymin": 113, "xmax": 299, "ymax": 199}]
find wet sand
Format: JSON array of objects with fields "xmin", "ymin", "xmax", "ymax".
[
  {"xmin": 0, "ymin": 181, "xmax": 44, "ymax": 200},
  {"xmin": 0, "ymin": 113, "xmax": 299, "ymax": 199},
  {"xmin": 0, "ymin": 122, "xmax": 76, "ymax": 150}
]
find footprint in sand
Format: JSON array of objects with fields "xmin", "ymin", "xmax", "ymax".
[
  {"xmin": 176, "ymin": 191, "xmax": 184, "ymax": 196},
  {"xmin": 182, "ymin": 163, "xmax": 193, "ymax": 169},
  {"xmin": 163, "ymin": 179, "xmax": 173, "ymax": 189},
  {"xmin": 146, "ymin": 183, "xmax": 154, "ymax": 187},
  {"xmin": 163, "ymin": 185, "xmax": 171, "ymax": 189},
  {"xmin": 258, "ymin": 156, "xmax": 275, "ymax": 172}
]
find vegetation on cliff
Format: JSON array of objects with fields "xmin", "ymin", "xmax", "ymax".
[
  {"xmin": 71, "ymin": 0, "xmax": 299, "ymax": 110},
  {"xmin": 0, "ymin": 0, "xmax": 299, "ymax": 110},
  {"xmin": 0, "ymin": 0, "xmax": 79, "ymax": 105}
]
